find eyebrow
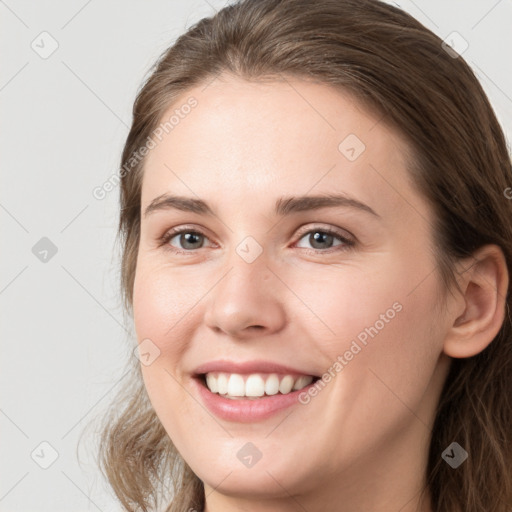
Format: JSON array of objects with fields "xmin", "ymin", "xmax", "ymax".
[{"xmin": 143, "ymin": 193, "xmax": 380, "ymax": 218}]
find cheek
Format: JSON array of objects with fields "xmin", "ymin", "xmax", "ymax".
[
  {"xmin": 292, "ymin": 263, "xmax": 444, "ymax": 464},
  {"xmin": 133, "ymin": 261, "xmax": 196, "ymax": 340},
  {"xmin": 283, "ymin": 259, "xmax": 417, "ymax": 352},
  {"xmin": 132, "ymin": 263, "xmax": 199, "ymax": 394},
  {"xmin": 132, "ymin": 257, "xmax": 233, "ymax": 431},
  {"xmin": 332, "ymin": 264, "xmax": 442, "ymax": 426},
  {"xmin": 297, "ymin": 254, "xmax": 443, "ymax": 400}
]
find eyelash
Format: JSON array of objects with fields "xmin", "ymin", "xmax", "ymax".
[{"xmin": 157, "ymin": 225, "xmax": 356, "ymax": 256}]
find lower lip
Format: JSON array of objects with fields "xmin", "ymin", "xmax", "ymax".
[{"xmin": 192, "ymin": 376, "xmax": 318, "ymax": 423}]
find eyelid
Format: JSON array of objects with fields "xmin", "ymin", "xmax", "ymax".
[{"xmin": 293, "ymin": 223, "xmax": 355, "ymax": 243}]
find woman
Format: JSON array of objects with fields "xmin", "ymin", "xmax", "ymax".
[{"xmin": 96, "ymin": 0, "xmax": 512, "ymax": 510}]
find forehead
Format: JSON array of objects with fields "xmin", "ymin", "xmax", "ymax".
[{"xmin": 140, "ymin": 75, "xmax": 427, "ymax": 223}]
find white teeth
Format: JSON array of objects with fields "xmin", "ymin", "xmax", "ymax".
[
  {"xmin": 203, "ymin": 372, "xmax": 314, "ymax": 398},
  {"xmin": 264, "ymin": 374, "xmax": 280, "ymax": 395},
  {"xmin": 293, "ymin": 375, "xmax": 313, "ymax": 391},
  {"xmin": 206, "ymin": 373, "xmax": 218, "ymax": 393},
  {"xmin": 245, "ymin": 374, "xmax": 265, "ymax": 397},
  {"xmin": 278, "ymin": 375, "xmax": 294, "ymax": 394},
  {"xmin": 227, "ymin": 374, "xmax": 245, "ymax": 396},
  {"xmin": 217, "ymin": 373, "xmax": 228, "ymax": 395}
]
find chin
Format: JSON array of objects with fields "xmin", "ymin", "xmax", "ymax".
[{"xmin": 191, "ymin": 449, "xmax": 315, "ymax": 499}]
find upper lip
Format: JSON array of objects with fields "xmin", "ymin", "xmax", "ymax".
[{"xmin": 193, "ymin": 359, "xmax": 319, "ymax": 377}]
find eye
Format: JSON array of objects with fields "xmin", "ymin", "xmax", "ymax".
[
  {"xmin": 158, "ymin": 225, "xmax": 355, "ymax": 255},
  {"xmin": 160, "ymin": 228, "xmax": 212, "ymax": 253},
  {"xmin": 294, "ymin": 226, "xmax": 355, "ymax": 253}
]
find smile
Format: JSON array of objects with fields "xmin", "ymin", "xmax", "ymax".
[
  {"xmin": 202, "ymin": 372, "xmax": 316, "ymax": 399},
  {"xmin": 192, "ymin": 373, "xmax": 321, "ymax": 423}
]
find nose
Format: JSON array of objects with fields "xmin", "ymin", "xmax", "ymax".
[{"xmin": 203, "ymin": 250, "xmax": 287, "ymax": 340}]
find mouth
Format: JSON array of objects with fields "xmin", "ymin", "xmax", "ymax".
[{"xmin": 195, "ymin": 372, "xmax": 321, "ymax": 400}]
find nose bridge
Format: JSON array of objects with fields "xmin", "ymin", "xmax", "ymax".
[
  {"xmin": 204, "ymin": 236, "xmax": 285, "ymax": 336},
  {"xmin": 233, "ymin": 234, "xmax": 266, "ymax": 269},
  {"xmin": 222, "ymin": 235, "xmax": 270, "ymax": 297}
]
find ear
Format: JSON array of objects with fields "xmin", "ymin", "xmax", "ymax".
[{"xmin": 443, "ymin": 244, "xmax": 509, "ymax": 359}]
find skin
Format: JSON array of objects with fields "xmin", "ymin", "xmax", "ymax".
[{"xmin": 132, "ymin": 74, "xmax": 508, "ymax": 512}]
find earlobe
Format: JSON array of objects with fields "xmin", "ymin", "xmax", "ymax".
[{"xmin": 443, "ymin": 244, "xmax": 509, "ymax": 359}]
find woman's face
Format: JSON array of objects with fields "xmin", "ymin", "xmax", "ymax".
[{"xmin": 133, "ymin": 75, "xmax": 454, "ymax": 509}]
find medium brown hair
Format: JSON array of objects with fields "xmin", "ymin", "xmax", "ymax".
[{"xmin": 94, "ymin": 0, "xmax": 512, "ymax": 510}]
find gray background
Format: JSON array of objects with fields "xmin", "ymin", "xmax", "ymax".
[{"xmin": 1, "ymin": 1, "xmax": 511, "ymax": 510}]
